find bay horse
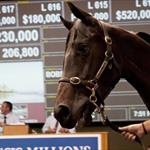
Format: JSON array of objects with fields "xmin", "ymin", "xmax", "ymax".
[{"xmin": 54, "ymin": 2, "xmax": 150, "ymax": 133}]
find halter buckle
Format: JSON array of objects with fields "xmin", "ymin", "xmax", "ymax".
[
  {"xmin": 89, "ymin": 88, "xmax": 97, "ymax": 103},
  {"xmin": 90, "ymin": 95, "xmax": 97, "ymax": 103},
  {"xmin": 105, "ymin": 36, "xmax": 112, "ymax": 45},
  {"xmin": 70, "ymin": 77, "xmax": 81, "ymax": 85},
  {"xmin": 105, "ymin": 51, "xmax": 113, "ymax": 59}
]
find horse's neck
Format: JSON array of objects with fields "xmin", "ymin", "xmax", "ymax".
[
  {"xmin": 124, "ymin": 61, "xmax": 150, "ymax": 110},
  {"xmin": 111, "ymin": 28, "xmax": 150, "ymax": 110}
]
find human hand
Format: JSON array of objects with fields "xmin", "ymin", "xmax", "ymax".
[
  {"xmin": 59, "ymin": 128, "xmax": 69, "ymax": 133},
  {"xmin": 119, "ymin": 123, "xmax": 145, "ymax": 141},
  {"xmin": 45, "ymin": 128, "xmax": 56, "ymax": 134}
]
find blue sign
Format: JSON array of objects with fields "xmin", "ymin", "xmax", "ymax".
[{"xmin": 0, "ymin": 134, "xmax": 102, "ymax": 150}]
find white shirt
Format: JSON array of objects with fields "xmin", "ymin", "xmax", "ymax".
[
  {"xmin": 0, "ymin": 113, "xmax": 20, "ymax": 124},
  {"xmin": 0, "ymin": 112, "xmax": 20, "ymax": 133},
  {"xmin": 42, "ymin": 115, "xmax": 76, "ymax": 134}
]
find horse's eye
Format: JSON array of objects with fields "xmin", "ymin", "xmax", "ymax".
[{"xmin": 77, "ymin": 43, "xmax": 89, "ymax": 55}]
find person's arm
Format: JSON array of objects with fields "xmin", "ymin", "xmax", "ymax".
[
  {"xmin": 43, "ymin": 128, "xmax": 56, "ymax": 133},
  {"xmin": 42, "ymin": 121, "xmax": 56, "ymax": 133},
  {"xmin": 42, "ymin": 116, "xmax": 57, "ymax": 133},
  {"xmin": 58, "ymin": 127, "xmax": 69, "ymax": 133},
  {"xmin": 119, "ymin": 120, "xmax": 150, "ymax": 141},
  {"xmin": 58, "ymin": 126, "xmax": 76, "ymax": 133}
]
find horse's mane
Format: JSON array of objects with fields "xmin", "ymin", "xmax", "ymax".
[{"xmin": 136, "ymin": 32, "xmax": 150, "ymax": 44}]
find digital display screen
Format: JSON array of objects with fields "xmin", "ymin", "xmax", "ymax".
[{"xmin": 0, "ymin": 0, "xmax": 149, "ymax": 122}]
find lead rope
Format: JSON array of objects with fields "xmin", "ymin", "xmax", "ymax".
[
  {"xmin": 89, "ymin": 98, "xmax": 146, "ymax": 150},
  {"xmin": 91, "ymin": 21, "xmax": 146, "ymax": 150}
]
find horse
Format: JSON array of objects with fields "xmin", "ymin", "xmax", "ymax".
[{"xmin": 54, "ymin": 2, "xmax": 150, "ymax": 130}]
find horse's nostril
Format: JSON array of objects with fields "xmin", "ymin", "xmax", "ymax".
[{"xmin": 55, "ymin": 105, "xmax": 70, "ymax": 120}]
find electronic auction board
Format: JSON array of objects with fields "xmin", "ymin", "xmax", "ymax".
[{"xmin": 0, "ymin": 0, "xmax": 150, "ymax": 122}]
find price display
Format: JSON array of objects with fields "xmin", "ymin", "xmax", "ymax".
[
  {"xmin": 0, "ymin": 16, "xmax": 16, "ymax": 27},
  {"xmin": 18, "ymin": 1, "xmax": 63, "ymax": 26},
  {"xmin": 0, "ymin": 28, "xmax": 40, "ymax": 44},
  {"xmin": 112, "ymin": 0, "xmax": 150, "ymax": 23},
  {"xmin": 0, "ymin": 3, "xmax": 16, "ymax": 27},
  {"xmin": 64, "ymin": 0, "xmax": 110, "ymax": 22},
  {"xmin": 0, "ymin": 45, "xmax": 41, "ymax": 61},
  {"xmin": 85, "ymin": 1, "xmax": 110, "ymax": 21},
  {"xmin": 0, "ymin": 0, "xmax": 149, "ymax": 122}
]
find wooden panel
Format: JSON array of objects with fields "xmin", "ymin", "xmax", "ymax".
[{"xmin": 3, "ymin": 125, "xmax": 29, "ymax": 135}]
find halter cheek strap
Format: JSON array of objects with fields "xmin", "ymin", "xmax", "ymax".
[
  {"xmin": 59, "ymin": 23, "xmax": 120, "ymax": 137},
  {"xmin": 59, "ymin": 21, "xmax": 118, "ymax": 106}
]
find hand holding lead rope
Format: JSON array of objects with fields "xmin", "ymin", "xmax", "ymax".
[{"xmin": 89, "ymin": 89, "xmax": 145, "ymax": 150}]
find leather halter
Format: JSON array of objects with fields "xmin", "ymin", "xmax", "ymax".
[
  {"xmin": 59, "ymin": 21, "xmax": 121, "ymax": 130},
  {"xmin": 58, "ymin": 21, "xmax": 122, "ymax": 133},
  {"xmin": 59, "ymin": 21, "xmax": 114, "ymax": 108},
  {"xmin": 58, "ymin": 21, "xmax": 144, "ymax": 148}
]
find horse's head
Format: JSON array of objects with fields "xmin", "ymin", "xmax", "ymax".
[{"xmin": 54, "ymin": 2, "xmax": 121, "ymax": 128}]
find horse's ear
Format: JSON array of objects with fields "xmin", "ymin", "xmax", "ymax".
[
  {"xmin": 60, "ymin": 16, "xmax": 73, "ymax": 30},
  {"xmin": 67, "ymin": 2, "xmax": 92, "ymax": 25}
]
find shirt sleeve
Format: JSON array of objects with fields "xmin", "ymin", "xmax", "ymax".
[
  {"xmin": 42, "ymin": 116, "xmax": 57, "ymax": 133},
  {"xmin": 7, "ymin": 113, "xmax": 21, "ymax": 124}
]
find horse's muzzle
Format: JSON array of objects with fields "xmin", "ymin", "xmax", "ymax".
[
  {"xmin": 54, "ymin": 104, "xmax": 77, "ymax": 128},
  {"xmin": 54, "ymin": 104, "xmax": 70, "ymax": 120}
]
